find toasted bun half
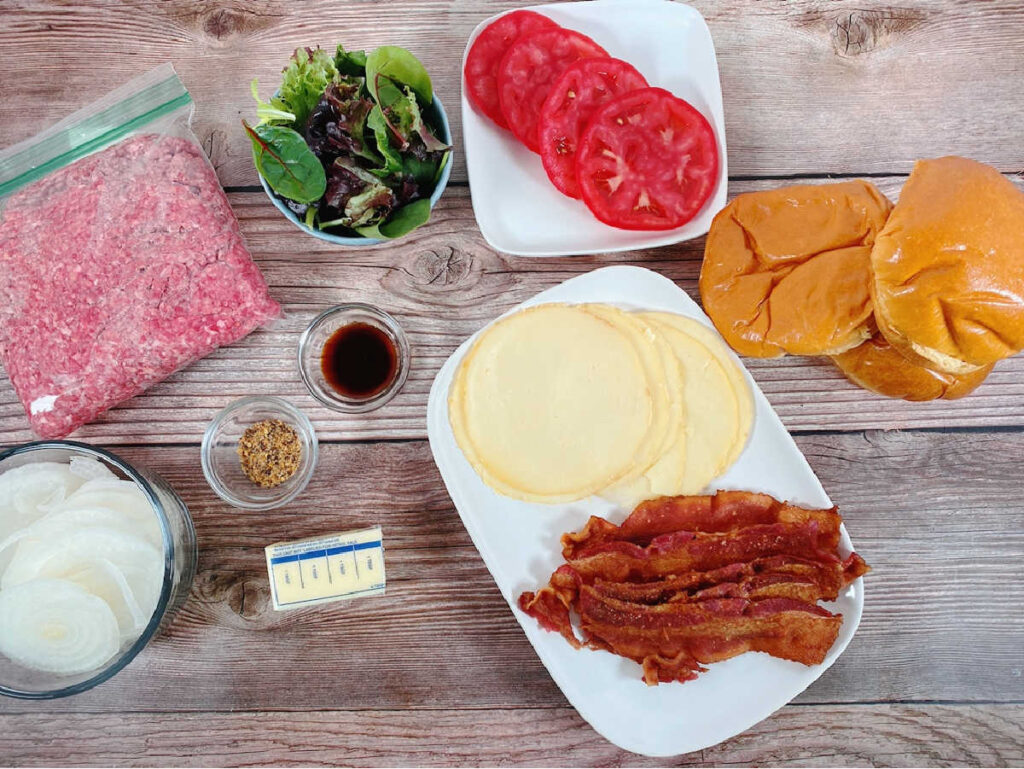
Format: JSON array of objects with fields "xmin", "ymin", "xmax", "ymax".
[
  {"xmin": 700, "ymin": 180, "xmax": 893, "ymax": 358},
  {"xmin": 871, "ymin": 157, "xmax": 1024, "ymax": 374},
  {"xmin": 831, "ymin": 333, "xmax": 992, "ymax": 401}
]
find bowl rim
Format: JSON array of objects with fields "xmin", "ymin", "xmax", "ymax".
[
  {"xmin": 200, "ymin": 395, "xmax": 319, "ymax": 511},
  {"xmin": 0, "ymin": 440, "xmax": 180, "ymax": 700},
  {"xmin": 257, "ymin": 94, "xmax": 454, "ymax": 246},
  {"xmin": 297, "ymin": 303, "xmax": 411, "ymax": 413}
]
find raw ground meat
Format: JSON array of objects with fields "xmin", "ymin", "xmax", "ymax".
[{"xmin": 0, "ymin": 133, "xmax": 281, "ymax": 438}]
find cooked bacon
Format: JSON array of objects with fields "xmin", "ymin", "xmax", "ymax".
[
  {"xmin": 578, "ymin": 589, "xmax": 843, "ymax": 685},
  {"xmin": 517, "ymin": 491, "xmax": 870, "ymax": 686},
  {"xmin": 567, "ymin": 521, "xmax": 839, "ymax": 582},
  {"xmin": 562, "ymin": 490, "xmax": 842, "ymax": 559}
]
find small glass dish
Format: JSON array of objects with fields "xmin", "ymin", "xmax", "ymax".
[
  {"xmin": 201, "ymin": 396, "xmax": 318, "ymax": 511},
  {"xmin": 298, "ymin": 304, "xmax": 411, "ymax": 413}
]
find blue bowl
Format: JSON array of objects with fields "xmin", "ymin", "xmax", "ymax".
[{"xmin": 257, "ymin": 95, "xmax": 453, "ymax": 246}]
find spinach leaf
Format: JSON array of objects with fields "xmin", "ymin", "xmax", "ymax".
[
  {"xmin": 335, "ymin": 45, "xmax": 368, "ymax": 76},
  {"xmin": 356, "ymin": 198, "xmax": 432, "ymax": 239},
  {"xmin": 250, "ymin": 79, "xmax": 295, "ymax": 125},
  {"xmin": 278, "ymin": 47, "xmax": 338, "ymax": 129},
  {"xmin": 366, "ymin": 105, "xmax": 404, "ymax": 175},
  {"xmin": 365, "ymin": 46, "xmax": 433, "ymax": 105},
  {"xmin": 243, "ymin": 120, "xmax": 326, "ymax": 204}
]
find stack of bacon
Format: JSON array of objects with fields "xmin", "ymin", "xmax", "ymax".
[{"xmin": 518, "ymin": 490, "xmax": 870, "ymax": 685}]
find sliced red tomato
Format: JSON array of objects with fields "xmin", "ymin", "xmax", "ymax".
[
  {"xmin": 576, "ymin": 87, "xmax": 719, "ymax": 231},
  {"xmin": 497, "ymin": 28, "xmax": 608, "ymax": 153},
  {"xmin": 464, "ymin": 10, "xmax": 559, "ymax": 130},
  {"xmin": 537, "ymin": 57, "xmax": 648, "ymax": 199}
]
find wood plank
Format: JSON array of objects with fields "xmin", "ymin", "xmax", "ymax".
[
  {"xmin": 1, "ymin": 431, "xmax": 1020, "ymax": 713},
  {"xmin": 2, "ymin": 1, "xmax": 1023, "ymax": 182},
  {"xmin": 2, "ymin": 704, "xmax": 1021, "ymax": 766},
  {"xmin": 2, "ymin": 180, "xmax": 1023, "ymax": 445}
]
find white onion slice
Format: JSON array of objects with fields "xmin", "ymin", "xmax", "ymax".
[
  {"xmin": 0, "ymin": 578, "xmax": 121, "ymax": 675},
  {"xmin": 61, "ymin": 558, "xmax": 149, "ymax": 639},
  {"xmin": 2, "ymin": 527, "xmax": 163, "ymax": 621},
  {"xmin": 68, "ymin": 456, "xmax": 116, "ymax": 482},
  {"xmin": 0, "ymin": 462, "xmax": 85, "ymax": 537},
  {"xmin": 52, "ymin": 480, "xmax": 160, "ymax": 540}
]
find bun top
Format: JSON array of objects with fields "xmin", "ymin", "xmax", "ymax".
[
  {"xmin": 871, "ymin": 156, "xmax": 1024, "ymax": 373},
  {"xmin": 700, "ymin": 180, "xmax": 893, "ymax": 358},
  {"xmin": 831, "ymin": 333, "xmax": 992, "ymax": 402}
]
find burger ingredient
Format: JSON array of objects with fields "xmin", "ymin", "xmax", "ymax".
[
  {"xmin": 249, "ymin": 45, "xmax": 450, "ymax": 239},
  {"xmin": 870, "ymin": 156, "xmax": 1024, "ymax": 374},
  {"xmin": 238, "ymin": 419, "xmax": 302, "ymax": 489},
  {"xmin": 538, "ymin": 57, "xmax": 648, "ymax": 198},
  {"xmin": 576, "ymin": 88, "xmax": 719, "ymax": 231},
  {"xmin": 497, "ymin": 28, "xmax": 608, "ymax": 153},
  {"xmin": 0, "ymin": 133, "xmax": 280, "ymax": 439},
  {"xmin": 519, "ymin": 490, "xmax": 870, "ymax": 685},
  {"xmin": 321, "ymin": 322, "xmax": 399, "ymax": 400},
  {"xmin": 699, "ymin": 181, "xmax": 893, "ymax": 358},
  {"xmin": 0, "ymin": 579, "xmax": 121, "ymax": 675},
  {"xmin": 0, "ymin": 458, "xmax": 164, "ymax": 675},
  {"xmin": 448, "ymin": 303, "xmax": 751, "ymax": 507},
  {"xmin": 831, "ymin": 333, "xmax": 993, "ymax": 401},
  {"xmin": 464, "ymin": 10, "xmax": 559, "ymax": 129}
]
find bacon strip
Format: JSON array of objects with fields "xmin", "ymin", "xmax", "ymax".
[
  {"xmin": 578, "ymin": 590, "xmax": 842, "ymax": 685},
  {"xmin": 562, "ymin": 491, "xmax": 842, "ymax": 559},
  {"xmin": 567, "ymin": 521, "xmax": 839, "ymax": 582}
]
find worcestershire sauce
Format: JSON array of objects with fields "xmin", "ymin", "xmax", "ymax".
[{"xmin": 321, "ymin": 323, "xmax": 398, "ymax": 399}]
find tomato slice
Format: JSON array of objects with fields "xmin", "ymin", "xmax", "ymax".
[
  {"xmin": 538, "ymin": 57, "xmax": 648, "ymax": 199},
  {"xmin": 576, "ymin": 87, "xmax": 719, "ymax": 231},
  {"xmin": 497, "ymin": 28, "xmax": 608, "ymax": 153},
  {"xmin": 464, "ymin": 11, "xmax": 559, "ymax": 130}
]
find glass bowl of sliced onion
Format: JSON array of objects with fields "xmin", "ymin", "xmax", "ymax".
[{"xmin": 0, "ymin": 440, "xmax": 197, "ymax": 699}]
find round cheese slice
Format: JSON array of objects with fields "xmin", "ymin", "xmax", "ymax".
[
  {"xmin": 641, "ymin": 312, "xmax": 755, "ymax": 491},
  {"xmin": 449, "ymin": 303, "xmax": 655, "ymax": 503}
]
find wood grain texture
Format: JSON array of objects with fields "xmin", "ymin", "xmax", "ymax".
[
  {"xmin": 2, "ymin": 181, "xmax": 1023, "ymax": 446},
  {"xmin": 1, "ymin": 705, "xmax": 1022, "ymax": 767},
  {"xmin": 1, "ymin": 1, "xmax": 1023, "ymax": 182},
  {"xmin": 1, "ymin": 431, "xmax": 1020, "ymax": 714}
]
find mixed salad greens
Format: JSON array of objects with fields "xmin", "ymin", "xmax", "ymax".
[{"xmin": 246, "ymin": 45, "xmax": 451, "ymax": 239}]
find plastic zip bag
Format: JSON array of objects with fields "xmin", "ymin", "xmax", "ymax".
[{"xmin": 0, "ymin": 65, "xmax": 280, "ymax": 438}]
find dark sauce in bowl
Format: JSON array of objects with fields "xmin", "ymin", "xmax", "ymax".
[{"xmin": 320, "ymin": 323, "xmax": 398, "ymax": 399}]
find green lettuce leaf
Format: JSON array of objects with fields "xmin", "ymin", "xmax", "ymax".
[
  {"xmin": 250, "ymin": 79, "xmax": 295, "ymax": 125},
  {"xmin": 335, "ymin": 45, "xmax": 368, "ymax": 76},
  {"xmin": 277, "ymin": 47, "xmax": 338, "ymax": 129},
  {"xmin": 356, "ymin": 198, "xmax": 432, "ymax": 239},
  {"xmin": 243, "ymin": 120, "xmax": 326, "ymax": 204},
  {"xmin": 365, "ymin": 46, "xmax": 433, "ymax": 105}
]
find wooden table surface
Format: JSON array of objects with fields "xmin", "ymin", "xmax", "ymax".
[{"xmin": 1, "ymin": 1, "xmax": 1023, "ymax": 766}]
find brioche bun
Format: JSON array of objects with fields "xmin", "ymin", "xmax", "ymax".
[
  {"xmin": 831, "ymin": 333, "xmax": 992, "ymax": 401},
  {"xmin": 871, "ymin": 157, "xmax": 1024, "ymax": 374},
  {"xmin": 700, "ymin": 181, "xmax": 893, "ymax": 358}
]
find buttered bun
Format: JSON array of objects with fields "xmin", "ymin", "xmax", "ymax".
[
  {"xmin": 831, "ymin": 334, "xmax": 992, "ymax": 401},
  {"xmin": 871, "ymin": 157, "xmax": 1024, "ymax": 374},
  {"xmin": 700, "ymin": 181, "xmax": 893, "ymax": 358}
]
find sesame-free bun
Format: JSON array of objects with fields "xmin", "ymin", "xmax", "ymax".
[
  {"xmin": 871, "ymin": 157, "xmax": 1024, "ymax": 374},
  {"xmin": 831, "ymin": 333, "xmax": 992, "ymax": 401},
  {"xmin": 700, "ymin": 180, "xmax": 893, "ymax": 358}
]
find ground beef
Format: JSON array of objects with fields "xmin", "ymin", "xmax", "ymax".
[{"xmin": 0, "ymin": 133, "xmax": 281, "ymax": 438}]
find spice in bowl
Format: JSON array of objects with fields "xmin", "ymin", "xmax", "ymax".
[{"xmin": 237, "ymin": 419, "xmax": 302, "ymax": 488}]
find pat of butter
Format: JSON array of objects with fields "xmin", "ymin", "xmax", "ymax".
[{"xmin": 265, "ymin": 526, "xmax": 385, "ymax": 611}]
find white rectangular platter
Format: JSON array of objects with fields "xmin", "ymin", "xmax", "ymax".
[
  {"xmin": 461, "ymin": 0, "xmax": 728, "ymax": 257},
  {"xmin": 426, "ymin": 266, "xmax": 864, "ymax": 756}
]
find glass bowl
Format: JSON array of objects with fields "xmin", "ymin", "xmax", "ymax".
[
  {"xmin": 0, "ymin": 440, "xmax": 197, "ymax": 700},
  {"xmin": 298, "ymin": 304, "xmax": 411, "ymax": 413},
  {"xmin": 201, "ymin": 396, "xmax": 318, "ymax": 511}
]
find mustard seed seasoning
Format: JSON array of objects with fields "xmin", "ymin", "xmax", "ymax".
[{"xmin": 237, "ymin": 419, "xmax": 302, "ymax": 488}]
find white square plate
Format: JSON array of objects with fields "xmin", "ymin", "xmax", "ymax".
[
  {"xmin": 426, "ymin": 267, "xmax": 865, "ymax": 757},
  {"xmin": 461, "ymin": 0, "xmax": 728, "ymax": 257}
]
